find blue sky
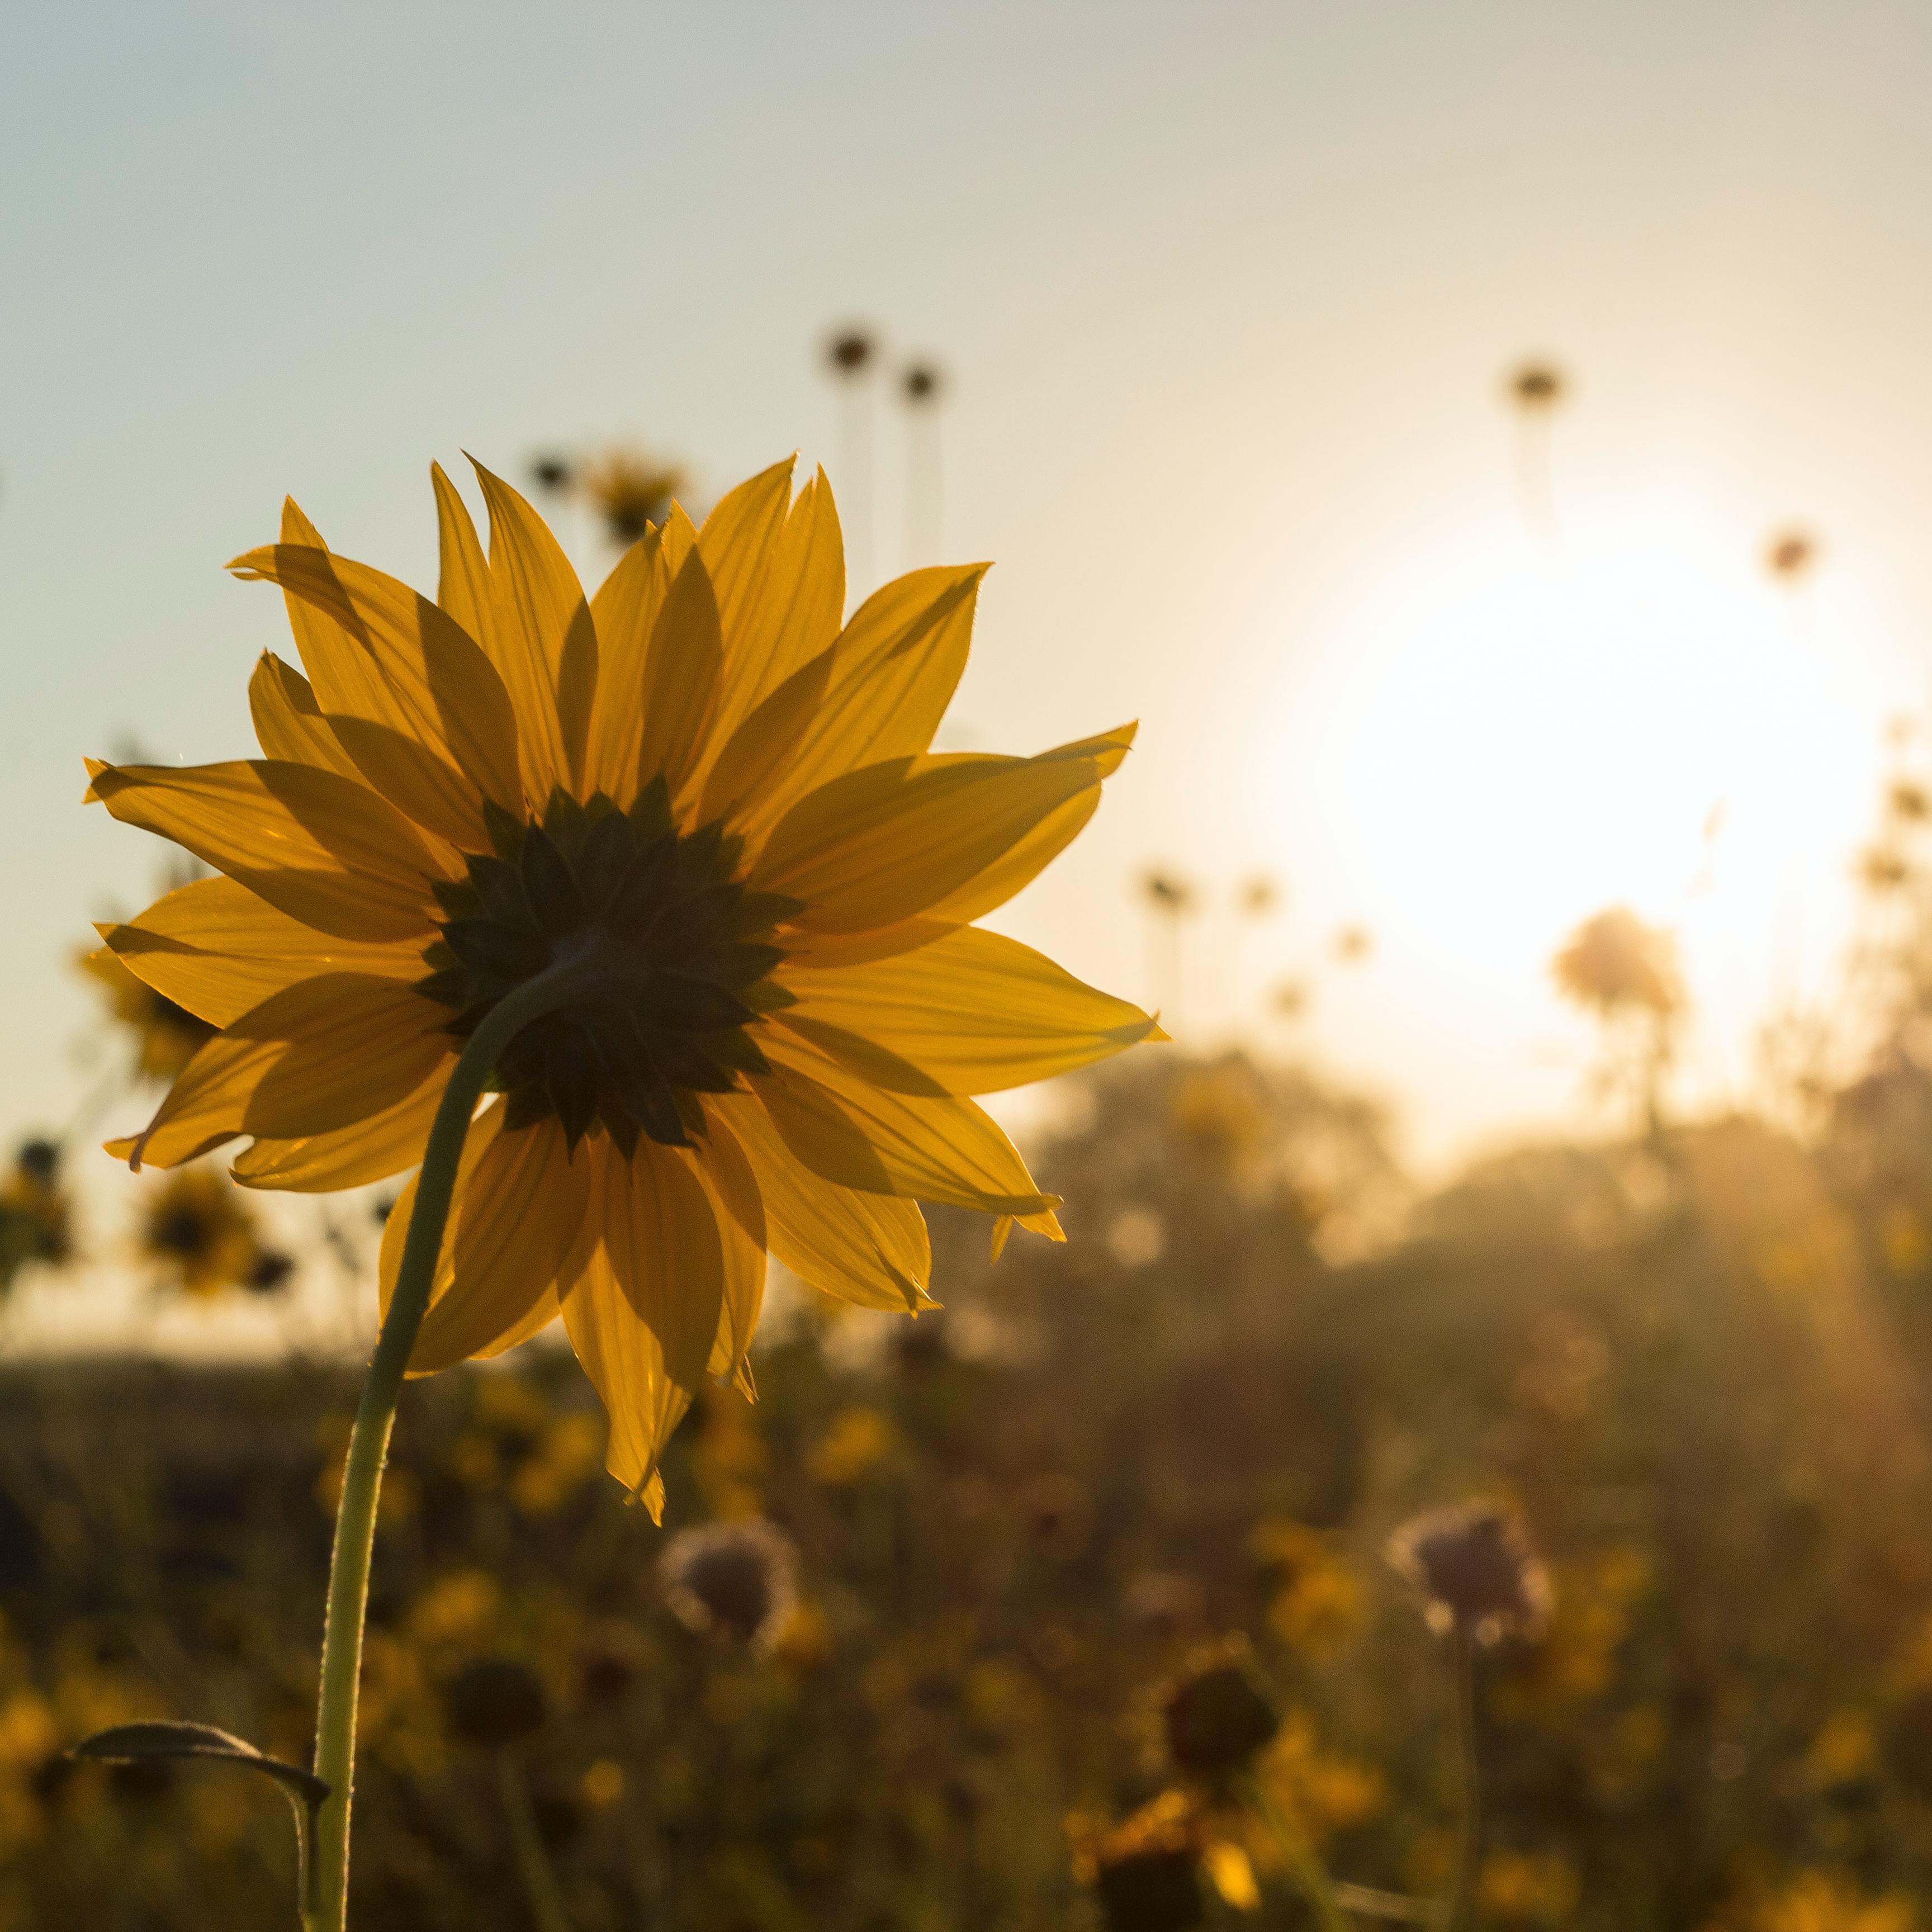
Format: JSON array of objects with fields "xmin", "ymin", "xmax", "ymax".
[{"xmin": 8, "ymin": 0, "xmax": 1932, "ymax": 1211}]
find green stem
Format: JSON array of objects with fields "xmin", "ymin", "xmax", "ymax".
[
  {"xmin": 303, "ymin": 964, "xmax": 594, "ymax": 1932},
  {"xmin": 1240, "ymin": 1773, "xmax": 1349, "ymax": 1932},
  {"xmin": 498, "ymin": 1748, "xmax": 574, "ymax": 1932},
  {"xmin": 1446, "ymin": 1626, "xmax": 1481, "ymax": 1932}
]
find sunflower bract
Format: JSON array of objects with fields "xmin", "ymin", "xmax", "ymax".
[{"xmin": 86, "ymin": 457, "xmax": 1158, "ymax": 1515}]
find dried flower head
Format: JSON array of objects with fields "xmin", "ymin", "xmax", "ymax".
[
  {"xmin": 1069, "ymin": 1791, "xmax": 1206, "ymax": 1932},
  {"xmin": 528, "ymin": 453, "xmax": 575, "ymax": 495},
  {"xmin": 1162, "ymin": 1643, "xmax": 1278, "ymax": 1779},
  {"xmin": 826, "ymin": 327, "xmax": 876, "ymax": 376},
  {"xmin": 902, "ymin": 362, "xmax": 943, "ymax": 404},
  {"xmin": 140, "ymin": 1167, "xmax": 264, "ymax": 1298},
  {"xmin": 579, "ymin": 448, "xmax": 685, "ymax": 546},
  {"xmin": 1551, "ymin": 907, "xmax": 1681, "ymax": 1019},
  {"xmin": 1506, "ymin": 359, "xmax": 1568, "ymax": 410},
  {"xmin": 1387, "ymin": 1500, "xmax": 1551, "ymax": 1644},
  {"xmin": 1141, "ymin": 870, "xmax": 1195, "ymax": 915},
  {"xmin": 1766, "ymin": 527, "xmax": 1820, "ymax": 583},
  {"xmin": 443, "ymin": 1656, "xmax": 547, "ymax": 1748},
  {"xmin": 657, "ymin": 1518, "xmax": 798, "ymax": 1654}
]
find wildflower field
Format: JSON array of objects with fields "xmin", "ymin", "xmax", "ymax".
[{"xmin": 8, "ymin": 1031, "xmax": 1932, "ymax": 1929}]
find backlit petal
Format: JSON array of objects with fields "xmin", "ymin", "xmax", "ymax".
[
  {"xmin": 238, "ymin": 974, "xmax": 449, "ymax": 1140},
  {"xmin": 110, "ymin": 1026, "xmax": 282, "ymax": 1170},
  {"xmin": 706, "ymin": 562, "xmax": 983, "ymax": 841},
  {"xmin": 229, "ymin": 533, "xmax": 522, "ymax": 822},
  {"xmin": 750, "ymin": 1029, "xmax": 1060, "ymax": 1220},
  {"xmin": 471, "ymin": 461, "xmax": 599, "ymax": 797},
  {"xmin": 775, "ymin": 926, "xmax": 1162, "ymax": 1094},
  {"xmin": 709, "ymin": 1093, "xmax": 932, "ymax": 1313},
  {"xmin": 633, "ymin": 537, "xmax": 723, "ymax": 817},
  {"xmin": 100, "ymin": 875, "xmax": 424, "ymax": 1027},
  {"xmin": 408, "ymin": 1118, "xmax": 591, "ymax": 1373},
  {"xmin": 231, "ymin": 1058, "xmax": 449, "ymax": 1192},
  {"xmin": 562, "ymin": 1138, "xmax": 724, "ymax": 1510},
  {"xmin": 583, "ymin": 519, "xmax": 675, "ymax": 802},
  {"xmin": 248, "ymin": 652, "xmax": 361, "ymax": 780},
  {"xmin": 84, "ymin": 758, "xmax": 442, "ymax": 942},
  {"xmin": 752, "ymin": 728, "xmax": 1131, "ymax": 935},
  {"xmin": 690, "ymin": 1111, "xmax": 768, "ymax": 1384}
]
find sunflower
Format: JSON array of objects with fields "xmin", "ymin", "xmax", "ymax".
[
  {"xmin": 88, "ymin": 458, "xmax": 1157, "ymax": 1513},
  {"xmin": 140, "ymin": 1166, "xmax": 264, "ymax": 1297},
  {"xmin": 78, "ymin": 943, "xmax": 217, "ymax": 1080}
]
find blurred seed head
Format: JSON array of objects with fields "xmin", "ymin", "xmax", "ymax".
[
  {"xmin": 1551, "ymin": 907, "xmax": 1682, "ymax": 1019},
  {"xmin": 826, "ymin": 326, "xmax": 877, "ymax": 376},
  {"xmin": 657, "ymin": 1518, "xmax": 799, "ymax": 1655},
  {"xmin": 1765, "ymin": 527, "xmax": 1820, "ymax": 583},
  {"xmin": 245, "ymin": 1249, "xmax": 295, "ymax": 1295},
  {"xmin": 1162, "ymin": 1644, "xmax": 1278, "ymax": 1780},
  {"xmin": 1122, "ymin": 1570, "xmax": 1206, "ymax": 1637},
  {"xmin": 1505, "ymin": 359, "xmax": 1568, "ymax": 411},
  {"xmin": 140, "ymin": 1168, "xmax": 262, "ymax": 1298},
  {"xmin": 16, "ymin": 1141, "xmax": 57, "ymax": 1187},
  {"xmin": 1387, "ymin": 1500, "xmax": 1551, "ymax": 1644},
  {"xmin": 1238, "ymin": 874, "xmax": 1280, "ymax": 917},
  {"xmin": 1333, "ymin": 924, "xmax": 1372, "ymax": 964},
  {"xmin": 902, "ymin": 361, "xmax": 943, "ymax": 404},
  {"xmin": 1889, "ymin": 781, "xmax": 1930, "ymax": 824},
  {"xmin": 1017, "ymin": 1471, "xmax": 1092, "ymax": 1563},
  {"xmin": 1141, "ymin": 870, "xmax": 1196, "ymax": 915},
  {"xmin": 576, "ymin": 1621, "xmax": 650, "ymax": 1704},
  {"xmin": 1071, "ymin": 1791, "xmax": 1206, "ymax": 1932},
  {"xmin": 529, "ymin": 453, "xmax": 576, "ymax": 495},
  {"xmin": 1860, "ymin": 846, "xmax": 1912, "ymax": 893},
  {"xmin": 444, "ymin": 1656, "xmax": 547, "ymax": 1748},
  {"xmin": 580, "ymin": 448, "xmax": 684, "ymax": 547}
]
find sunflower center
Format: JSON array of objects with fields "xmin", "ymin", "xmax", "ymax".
[
  {"xmin": 153, "ymin": 1208, "xmax": 211, "ymax": 1258},
  {"xmin": 414, "ymin": 783, "xmax": 794, "ymax": 1154}
]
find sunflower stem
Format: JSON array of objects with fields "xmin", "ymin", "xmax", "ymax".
[
  {"xmin": 1239, "ymin": 1772, "xmax": 1349, "ymax": 1932},
  {"xmin": 304, "ymin": 962, "xmax": 596, "ymax": 1932},
  {"xmin": 498, "ymin": 1747, "xmax": 574, "ymax": 1932},
  {"xmin": 1446, "ymin": 1626, "xmax": 1481, "ymax": 1932}
]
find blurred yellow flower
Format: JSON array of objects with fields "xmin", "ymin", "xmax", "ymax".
[
  {"xmin": 1251, "ymin": 1708, "xmax": 1385, "ymax": 1852},
  {"xmin": 581, "ymin": 1758, "xmax": 625, "ymax": 1807},
  {"xmin": 1251, "ymin": 1519, "xmax": 1361, "ymax": 1659},
  {"xmin": 1807, "ymin": 1710, "xmax": 1877, "ymax": 1789},
  {"xmin": 0, "ymin": 1141, "xmax": 73, "ymax": 1291},
  {"xmin": 579, "ymin": 447, "xmax": 685, "ymax": 547},
  {"xmin": 1756, "ymin": 1873, "xmax": 1915, "ymax": 1932},
  {"xmin": 77, "ymin": 944, "xmax": 216, "ymax": 1080},
  {"xmin": 138, "ymin": 1166, "xmax": 263, "ymax": 1296},
  {"xmin": 1478, "ymin": 1850, "xmax": 1580, "ymax": 1925},
  {"xmin": 89, "ymin": 458, "xmax": 1154, "ymax": 1516},
  {"xmin": 809, "ymin": 1404, "xmax": 901, "ymax": 1485},
  {"xmin": 1551, "ymin": 907, "xmax": 1681, "ymax": 1019}
]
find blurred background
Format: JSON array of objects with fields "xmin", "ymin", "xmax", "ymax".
[{"xmin": 12, "ymin": 3, "xmax": 1932, "ymax": 1927}]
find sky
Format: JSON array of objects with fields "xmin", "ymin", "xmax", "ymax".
[{"xmin": 8, "ymin": 0, "xmax": 1932, "ymax": 1311}]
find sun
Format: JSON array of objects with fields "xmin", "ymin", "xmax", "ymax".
[{"xmin": 1267, "ymin": 479, "xmax": 1900, "ymax": 1133}]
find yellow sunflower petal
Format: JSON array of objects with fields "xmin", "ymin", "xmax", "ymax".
[
  {"xmin": 471, "ymin": 460, "xmax": 599, "ymax": 798},
  {"xmin": 229, "ymin": 536, "xmax": 523, "ymax": 820},
  {"xmin": 690, "ymin": 1112, "xmax": 768, "ymax": 1382},
  {"xmin": 407, "ymin": 1119, "xmax": 592, "ymax": 1374},
  {"xmin": 230, "ymin": 1055, "xmax": 449, "ymax": 1192},
  {"xmin": 634, "ymin": 541, "xmax": 724, "ymax": 816},
  {"xmin": 750, "ymin": 1030, "xmax": 1060, "ymax": 1219},
  {"xmin": 686, "ymin": 457, "xmax": 795, "ymax": 758},
  {"xmin": 562, "ymin": 1138, "xmax": 725, "ymax": 1508},
  {"xmin": 83, "ymin": 758, "xmax": 441, "ymax": 943},
  {"xmin": 774, "ymin": 926, "xmax": 1163, "ymax": 1095},
  {"xmin": 248, "ymin": 652, "xmax": 361, "ymax": 780},
  {"xmin": 112, "ymin": 1026, "xmax": 285, "ymax": 1169},
  {"xmin": 583, "ymin": 520, "xmax": 675, "ymax": 801},
  {"xmin": 751, "ymin": 730, "xmax": 1129, "ymax": 935},
  {"xmin": 709, "ymin": 1093, "xmax": 933, "ymax": 1313},
  {"xmin": 99, "ymin": 875, "xmax": 424, "ymax": 1028},
  {"xmin": 236, "ymin": 974, "xmax": 448, "ymax": 1140},
  {"xmin": 430, "ymin": 462, "xmax": 495, "ymax": 653},
  {"xmin": 713, "ymin": 466, "xmax": 844, "ymax": 728},
  {"xmin": 705, "ymin": 562, "xmax": 984, "ymax": 841}
]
